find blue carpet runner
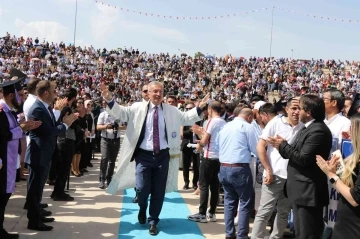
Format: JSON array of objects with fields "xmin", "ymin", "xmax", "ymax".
[{"xmin": 118, "ymin": 189, "xmax": 204, "ymax": 239}]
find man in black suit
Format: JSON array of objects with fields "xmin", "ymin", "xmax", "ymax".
[
  {"xmin": 268, "ymin": 95, "xmax": 332, "ymax": 239},
  {"xmin": 25, "ymin": 80, "xmax": 76, "ymax": 231},
  {"xmin": 181, "ymin": 102, "xmax": 199, "ymax": 190}
]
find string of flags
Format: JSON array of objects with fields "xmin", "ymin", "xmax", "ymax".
[
  {"xmin": 94, "ymin": 0, "xmax": 269, "ymax": 20},
  {"xmin": 276, "ymin": 7, "xmax": 360, "ymax": 23},
  {"xmin": 94, "ymin": 1, "xmax": 360, "ymax": 23}
]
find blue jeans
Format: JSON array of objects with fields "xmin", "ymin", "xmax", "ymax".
[{"xmin": 218, "ymin": 165, "xmax": 254, "ymax": 239}]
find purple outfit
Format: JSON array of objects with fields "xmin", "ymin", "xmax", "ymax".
[{"xmin": 0, "ymin": 100, "xmax": 23, "ymax": 194}]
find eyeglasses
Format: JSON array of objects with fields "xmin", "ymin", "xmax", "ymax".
[
  {"xmin": 185, "ymin": 107, "xmax": 193, "ymax": 110},
  {"xmin": 142, "ymin": 90, "xmax": 148, "ymax": 93}
]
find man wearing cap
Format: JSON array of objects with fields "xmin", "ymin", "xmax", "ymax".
[{"xmin": 0, "ymin": 77, "xmax": 41, "ymax": 239}]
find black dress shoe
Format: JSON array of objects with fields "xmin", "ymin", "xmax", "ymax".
[
  {"xmin": 138, "ymin": 209, "xmax": 146, "ymax": 224},
  {"xmin": 28, "ymin": 222, "xmax": 53, "ymax": 231},
  {"xmin": 53, "ymin": 193, "xmax": 74, "ymax": 201},
  {"xmin": 149, "ymin": 224, "xmax": 158, "ymax": 236},
  {"xmin": 1, "ymin": 229, "xmax": 19, "ymax": 239},
  {"xmin": 41, "ymin": 217, "xmax": 55, "ymax": 223},
  {"xmin": 41, "ymin": 209, "xmax": 52, "ymax": 217},
  {"xmin": 132, "ymin": 195, "xmax": 138, "ymax": 203},
  {"xmin": 183, "ymin": 184, "xmax": 189, "ymax": 190},
  {"xmin": 24, "ymin": 203, "xmax": 48, "ymax": 210},
  {"xmin": 87, "ymin": 162, "xmax": 93, "ymax": 167}
]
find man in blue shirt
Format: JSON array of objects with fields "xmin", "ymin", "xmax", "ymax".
[{"xmin": 218, "ymin": 105, "xmax": 259, "ymax": 239}]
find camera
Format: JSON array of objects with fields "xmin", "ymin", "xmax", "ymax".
[{"xmin": 111, "ymin": 119, "xmax": 121, "ymax": 139}]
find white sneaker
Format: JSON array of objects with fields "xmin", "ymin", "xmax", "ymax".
[
  {"xmin": 188, "ymin": 213, "xmax": 207, "ymax": 223},
  {"xmin": 206, "ymin": 212, "xmax": 217, "ymax": 222}
]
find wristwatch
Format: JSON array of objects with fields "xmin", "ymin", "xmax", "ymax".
[{"xmin": 329, "ymin": 176, "xmax": 340, "ymax": 184}]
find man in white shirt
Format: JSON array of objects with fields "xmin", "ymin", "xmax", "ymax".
[
  {"xmin": 252, "ymin": 98, "xmax": 303, "ymax": 239},
  {"xmin": 97, "ymin": 111, "xmax": 122, "ymax": 189},
  {"xmin": 188, "ymin": 101, "xmax": 226, "ymax": 223},
  {"xmin": 322, "ymin": 89, "xmax": 351, "ymax": 233}
]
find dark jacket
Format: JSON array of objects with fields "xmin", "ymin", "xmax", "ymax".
[{"xmin": 279, "ymin": 120, "xmax": 332, "ymax": 207}]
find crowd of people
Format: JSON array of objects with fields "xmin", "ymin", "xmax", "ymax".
[{"xmin": 0, "ymin": 32, "xmax": 360, "ymax": 239}]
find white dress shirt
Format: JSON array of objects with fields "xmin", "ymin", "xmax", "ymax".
[
  {"xmin": 23, "ymin": 93, "xmax": 37, "ymax": 121},
  {"xmin": 139, "ymin": 102, "xmax": 168, "ymax": 151}
]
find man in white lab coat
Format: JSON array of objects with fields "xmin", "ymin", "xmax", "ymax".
[{"xmin": 102, "ymin": 81, "xmax": 209, "ymax": 235}]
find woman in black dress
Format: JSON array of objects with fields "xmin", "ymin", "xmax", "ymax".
[
  {"xmin": 316, "ymin": 113, "xmax": 360, "ymax": 239},
  {"xmin": 71, "ymin": 99, "xmax": 88, "ymax": 177}
]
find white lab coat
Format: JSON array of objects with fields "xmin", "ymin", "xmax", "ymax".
[{"xmin": 106, "ymin": 101, "xmax": 201, "ymax": 195}]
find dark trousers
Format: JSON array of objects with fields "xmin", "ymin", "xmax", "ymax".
[
  {"xmin": 293, "ymin": 204, "xmax": 324, "ymax": 239},
  {"xmin": 0, "ymin": 193, "xmax": 11, "ymax": 231},
  {"xmin": 182, "ymin": 149, "xmax": 199, "ymax": 186},
  {"xmin": 48, "ymin": 146, "xmax": 59, "ymax": 182},
  {"xmin": 199, "ymin": 158, "xmax": 220, "ymax": 215},
  {"xmin": 135, "ymin": 149, "xmax": 170, "ymax": 225},
  {"xmin": 80, "ymin": 138, "xmax": 93, "ymax": 170},
  {"xmin": 53, "ymin": 139, "xmax": 75, "ymax": 196},
  {"xmin": 99, "ymin": 138, "xmax": 120, "ymax": 182},
  {"xmin": 26, "ymin": 164, "xmax": 50, "ymax": 225},
  {"xmin": 218, "ymin": 165, "xmax": 254, "ymax": 239}
]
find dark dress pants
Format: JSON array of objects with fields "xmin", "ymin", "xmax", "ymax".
[
  {"xmin": 199, "ymin": 158, "xmax": 220, "ymax": 215},
  {"xmin": 99, "ymin": 138, "xmax": 120, "ymax": 182},
  {"xmin": 135, "ymin": 149, "xmax": 170, "ymax": 225},
  {"xmin": 0, "ymin": 193, "xmax": 11, "ymax": 231},
  {"xmin": 182, "ymin": 148, "xmax": 199, "ymax": 186},
  {"xmin": 48, "ymin": 146, "xmax": 59, "ymax": 182},
  {"xmin": 26, "ymin": 164, "xmax": 50, "ymax": 225},
  {"xmin": 53, "ymin": 139, "xmax": 75, "ymax": 196},
  {"xmin": 293, "ymin": 204, "xmax": 324, "ymax": 239}
]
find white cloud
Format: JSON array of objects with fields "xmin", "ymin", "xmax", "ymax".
[
  {"xmin": 118, "ymin": 21, "xmax": 190, "ymax": 44},
  {"xmin": 91, "ymin": 3, "xmax": 190, "ymax": 44},
  {"xmin": 91, "ymin": 4, "xmax": 119, "ymax": 42},
  {"xmin": 14, "ymin": 18, "xmax": 69, "ymax": 43}
]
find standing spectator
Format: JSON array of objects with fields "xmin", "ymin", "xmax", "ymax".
[
  {"xmin": 51, "ymin": 88, "xmax": 77, "ymax": 201},
  {"xmin": 96, "ymin": 110, "xmax": 122, "ymax": 189},
  {"xmin": 316, "ymin": 113, "xmax": 360, "ymax": 239},
  {"xmin": 188, "ymin": 101, "xmax": 226, "ymax": 223},
  {"xmin": 181, "ymin": 102, "xmax": 199, "ymax": 190},
  {"xmin": 25, "ymin": 81, "xmax": 76, "ymax": 231},
  {"xmin": 252, "ymin": 98, "xmax": 303, "ymax": 239},
  {"xmin": 217, "ymin": 105, "xmax": 259, "ymax": 239},
  {"xmin": 268, "ymin": 95, "xmax": 332, "ymax": 239},
  {"xmin": 0, "ymin": 79, "xmax": 41, "ymax": 239}
]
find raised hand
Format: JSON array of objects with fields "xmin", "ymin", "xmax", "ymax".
[
  {"xmin": 198, "ymin": 93, "xmax": 210, "ymax": 109},
  {"xmin": 54, "ymin": 98, "xmax": 67, "ymax": 111},
  {"xmin": 63, "ymin": 113, "xmax": 77, "ymax": 127}
]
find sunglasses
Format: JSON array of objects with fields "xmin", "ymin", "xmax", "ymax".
[
  {"xmin": 185, "ymin": 107, "xmax": 193, "ymax": 110},
  {"xmin": 142, "ymin": 90, "xmax": 148, "ymax": 93}
]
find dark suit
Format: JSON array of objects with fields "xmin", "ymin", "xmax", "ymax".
[
  {"xmin": 278, "ymin": 120, "xmax": 332, "ymax": 239},
  {"xmin": 181, "ymin": 125, "xmax": 198, "ymax": 187},
  {"xmin": 25, "ymin": 99, "xmax": 67, "ymax": 226}
]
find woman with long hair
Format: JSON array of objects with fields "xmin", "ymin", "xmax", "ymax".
[
  {"xmin": 316, "ymin": 113, "xmax": 360, "ymax": 239},
  {"xmin": 71, "ymin": 99, "xmax": 88, "ymax": 177}
]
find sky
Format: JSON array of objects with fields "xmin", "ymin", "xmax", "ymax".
[{"xmin": 0, "ymin": 0, "xmax": 360, "ymax": 60}]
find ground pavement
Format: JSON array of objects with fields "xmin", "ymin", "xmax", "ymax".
[{"xmin": 5, "ymin": 153, "xmax": 275, "ymax": 239}]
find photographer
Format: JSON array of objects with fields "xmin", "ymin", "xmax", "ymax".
[{"xmin": 96, "ymin": 110, "xmax": 123, "ymax": 189}]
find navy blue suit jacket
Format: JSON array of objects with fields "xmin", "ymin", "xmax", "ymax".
[{"xmin": 25, "ymin": 99, "xmax": 67, "ymax": 167}]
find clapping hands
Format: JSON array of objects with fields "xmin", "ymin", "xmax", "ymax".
[{"xmin": 20, "ymin": 119, "xmax": 42, "ymax": 131}]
